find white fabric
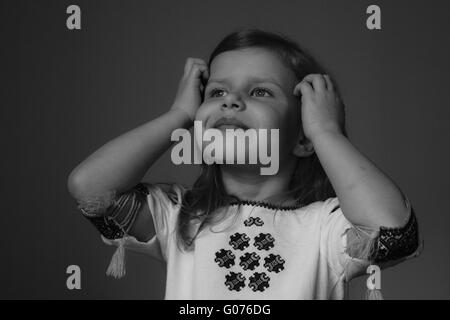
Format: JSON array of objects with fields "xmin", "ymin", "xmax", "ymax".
[{"xmin": 101, "ymin": 183, "xmax": 412, "ymax": 300}]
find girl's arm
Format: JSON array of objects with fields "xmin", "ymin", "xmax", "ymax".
[
  {"xmin": 295, "ymin": 74, "xmax": 410, "ymax": 229},
  {"xmin": 311, "ymin": 131, "xmax": 410, "ymax": 229},
  {"xmin": 67, "ymin": 109, "xmax": 190, "ymax": 241},
  {"xmin": 67, "ymin": 109, "xmax": 191, "ymax": 198},
  {"xmin": 67, "ymin": 58, "xmax": 209, "ymax": 241}
]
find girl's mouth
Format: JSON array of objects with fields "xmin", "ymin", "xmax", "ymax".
[
  {"xmin": 216, "ymin": 124, "xmax": 248, "ymax": 130},
  {"xmin": 212, "ymin": 117, "xmax": 249, "ymax": 130}
]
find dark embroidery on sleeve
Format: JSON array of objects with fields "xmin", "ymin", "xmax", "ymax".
[
  {"xmin": 225, "ymin": 272, "xmax": 246, "ymax": 291},
  {"xmin": 84, "ymin": 216, "xmax": 125, "ymax": 240},
  {"xmin": 80, "ymin": 183, "xmax": 148, "ymax": 240},
  {"xmin": 239, "ymin": 252, "xmax": 261, "ymax": 271},
  {"xmin": 229, "ymin": 232, "xmax": 250, "ymax": 250},
  {"xmin": 134, "ymin": 183, "xmax": 149, "ymax": 196},
  {"xmin": 372, "ymin": 208, "xmax": 419, "ymax": 263},
  {"xmin": 264, "ymin": 253, "xmax": 285, "ymax": 273},
  {"xmin": 248, "ymin": 272, "xmax": 270, "ymax": 292},
  {"xmin": 244, "ymin": 216, "xmax": 264, "ymax": 227},
  {"xmin": 215, "ymin": 249, "xmax": 236, "ymax": 269},
  {"xmin": 254, "ymin": 233, "xmax": 275, "ymax": 251}
]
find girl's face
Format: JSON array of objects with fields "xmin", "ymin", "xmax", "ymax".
[{"xmin": 195, "ymin": 47, "xmax": 302, "ymax": 165}]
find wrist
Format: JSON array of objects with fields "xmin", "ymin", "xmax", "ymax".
[
  {"xmin": 168, "ymin": 108, "xmax": 194, "ymax": 128},
  {"xmin": 309, "ymin": 128, "xmax": 345, "ymax": 143}
]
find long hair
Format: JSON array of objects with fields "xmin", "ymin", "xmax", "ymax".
[{"xmin": 176, "ymin": 28, "xmax": 348, "ymax": 251}]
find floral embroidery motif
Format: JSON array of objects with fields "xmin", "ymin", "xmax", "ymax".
[
  {"xmin": 254, "ymin": 233, "xmax": 275, "ymax": 251},
  {"xmin": 239, "ymin": 252, "xmax": 261, "ymax": 271},
  {"xmin": 248, "ymin": 272, "xmax": 270, "ymax": 292},
  {"xmin": 244, "ymin": 216, "xmax": 264, "ymax": 227},
  {"xmin": 217, "ymin": 214, "xmax": 287, "ymax": 293},
  {"xmin": 225, "ymin": 272, "xmax": 246, "ymax": 292},
  {"xmin": 264, "ymin": 253, "xmax": 285, "ymax": 273},
  {"xmin": 229, "ymin": 232, "xmax": 250, "ymax": 251},
  {"xmin": 215, "ymin": 249, "xmax": 236, "ymax": 269}
]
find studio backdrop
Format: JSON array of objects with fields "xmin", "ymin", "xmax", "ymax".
[{"xmin": 2, "ymin": 0, "xmax": 449, "ymax": 299}]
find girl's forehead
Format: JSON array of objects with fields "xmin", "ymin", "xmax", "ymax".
[{"xmin": 209, "ymin": 48, "xmax": 296, "ymax": 87}]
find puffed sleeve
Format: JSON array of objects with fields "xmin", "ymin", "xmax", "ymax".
[
  {"xmin": 320, "ymin": 196, "xmax": 423, "ymax": 281},
  {"xmin": 77, "ymin": 182, "xmax": 185, "ymax": 278},
  {"xmin": 99, "ymin": 183, "xmax": 185, "ymax": 262}
]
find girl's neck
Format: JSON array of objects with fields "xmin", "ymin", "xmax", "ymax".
[{"xmin": 220, "ymin": 155, "xmax": 298, "ymax": 206}]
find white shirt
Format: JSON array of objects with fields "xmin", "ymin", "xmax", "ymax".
[{"xmin": 101, "ymin": 183, "xmax": 415, "ymax": 300}]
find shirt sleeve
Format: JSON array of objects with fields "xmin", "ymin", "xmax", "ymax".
[
  {"xmin": 320, "ymin": 196, "xmax": 422, "ymax": 281},
  {"xmin": 100, "ymin": 182, "xmax": 185, "ymax": 262}
]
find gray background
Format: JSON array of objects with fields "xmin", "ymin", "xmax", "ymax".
[{"xmin": 1, "ymin": 0, "xmax": 449, "ymax": 299}]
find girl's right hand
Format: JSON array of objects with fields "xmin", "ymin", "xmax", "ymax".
[{"xmin": 170, "ymin": 58, "xmax": 209, "ymax": 123}]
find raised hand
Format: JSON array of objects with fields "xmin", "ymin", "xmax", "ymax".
[
  {"xmin": 293, "ymin": 74, "xmax": 345, "ymax": 141},
  {"xmin": 170, "ymin": 58, "xmax": 209, "ymax": 123}
]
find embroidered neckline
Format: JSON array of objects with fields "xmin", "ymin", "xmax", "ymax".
[{"xmin": 229, "ymin": 199, "xmax": 304, "ymax": 211}]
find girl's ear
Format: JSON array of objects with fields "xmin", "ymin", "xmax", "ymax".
[{"xmin": 292, "ymin": 134, "xmax": 315, "ymax": 157}]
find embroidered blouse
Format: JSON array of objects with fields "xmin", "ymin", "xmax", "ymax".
[{"xmin": 85, "ymin": 183, "xmax": 422, "ymax": 300}]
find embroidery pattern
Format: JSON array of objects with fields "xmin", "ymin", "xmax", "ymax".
[
  {"xmin": 80, "ymin": 182, "xmax": 149, "ymax": 240},
  {"xmin": 264, "ymin": 253, "xmax": 285, "ymax": 273},
  {"xmin": 372, "ymin": 209, "xmax": 420, "ymax": 263},
  {"xmin": 229, "ymin": 232, "xmax": 250, "ymax": 250},
  {"xmin": 244, "ymin": 216, "xmax": 264, "ymax": 227},
  {"xmin": 248, "ymin": 272, "xmax": 270, "ymax": 292},
  {"xmin": 239, "ymin": 252, "xmax": 261, "ymax": 271},
  {"xmin": 225, "ymin": 272, "xmax": 246, "ymax": 292},
  {"xmin": 215, "ymin": 249, "xmax": 236, "ymax": 269},
  {"xmin": 254, "ymin": 233, "xmax": 275, "ymax": 251},
  {"xmin": 217, "ymin": 213, "xmax": 287, "ymax": 293}
]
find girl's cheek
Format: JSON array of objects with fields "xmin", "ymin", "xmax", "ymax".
[
  {"xmin": 195, "ymin": 103, "xmax": 213, "ymax": 122},
  {"xmin": 255, "ymin": 106, "xmax": 285, "ymax": 129}
]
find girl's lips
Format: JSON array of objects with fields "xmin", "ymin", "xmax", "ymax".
[
  {"xmin": 215, "ymin": 124, "xmax": 248, "ymax": 130},
  {"xmin": 211, "ymin": 117, "xmax": 250, "ymax": 130}
]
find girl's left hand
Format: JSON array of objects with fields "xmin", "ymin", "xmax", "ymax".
[{"xmin": 293, "ymin": 74, "xmax": 345, "ymax": 141}]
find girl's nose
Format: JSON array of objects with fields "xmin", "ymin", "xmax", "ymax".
[{"xmin": 221, "ymin": 93, "xmax": 245, "ymax": 111}]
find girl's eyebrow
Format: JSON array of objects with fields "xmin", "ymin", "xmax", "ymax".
[{"xmin": 206, "ymin": 76, "xmax": 283, "ymax": 90}]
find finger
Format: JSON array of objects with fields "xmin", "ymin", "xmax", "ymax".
[
  {"xmin": 323, "ymin": 74, "xmax": 334, "ymax": 91},
  {"xmin": 184, "ymin": 58, "xmax": 194, "ymax": 74},
  {"xmin": 302, "ymin": 73, "xmax": 326, "ymax": 91},
  {"xmin": 191, "ymin": 58, "xmax": 207, "ymax": 65},
  {"xmin": 189, "ymin": 62, "xmax": 208, "ymax": 77},
  {"xmin": 293, "ymin": 81, "xmax": 313, "ymax": 97},
  {"xmin": 302, "ymin": 74, "xmax": 327, "ymax": 92},
  {"xmin": 188, "ymin": 63, "xmax": 209, "ymax": 82},
  {"xmin": 184, "ymin": 58, "xmax": 206, "ymax": 75},
  {"xmin": 199, "ymin": 64, "xmax": 210, "ymax": 80}
]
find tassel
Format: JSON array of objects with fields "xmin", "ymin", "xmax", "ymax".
[
  {"xmin": 342, "ymin": 226, "xmax": 385, "ymax": 300},
  {"xmin": 366, "ymin": 288, "xmax": 384, "ymax": 300},
  {"xmin": 106, "ymin": 238, "xmax": 126, "ymax": 279}
]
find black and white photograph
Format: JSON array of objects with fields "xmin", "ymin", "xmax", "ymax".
[{"xmin": 2, "ymin": 0, "xmax": 449, "ymax": 303}]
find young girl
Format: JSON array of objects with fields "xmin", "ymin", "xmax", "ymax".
[{"xmin": 68, "ymin": 29, "xmax": 422, "ymax": 300}]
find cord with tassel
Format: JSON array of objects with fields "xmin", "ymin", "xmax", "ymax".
[
  {"xmin": 366, "ymin": 264, "xmax": 383, "ymax": 300},
  {"xmin": 344, "ymin": 224, "xmax": 384, "ymax": 300},
  {"xmin": 77, "ymin": 184, "xmax": 148, "ymax": 280},
  {"xmin": 104, "ymin": 190, "xmax": 142, "ymax": 279},
  {"xmin": 106, "ymin": 237, "xmax": 127, "ymax": 279}
]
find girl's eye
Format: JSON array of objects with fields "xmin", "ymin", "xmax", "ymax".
[
  {"xmin": 207, "ymin": 87, "xmax": 272, "ymax": 98},
  {"xmin": 208, "ymin": 89, "xmax": 226, "ymax": 98},
  {"xmin": 251, "ymin": 88, "xmax": 272, "ymax": 97}
]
